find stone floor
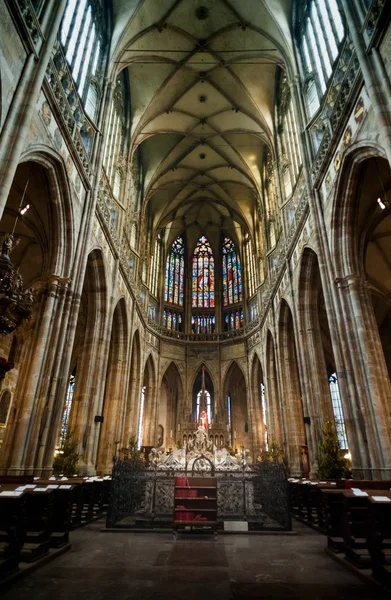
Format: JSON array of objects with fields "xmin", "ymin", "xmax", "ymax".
[{"xmin": 2, "ymin": 519, "xmax": 388, "ymax": 599}]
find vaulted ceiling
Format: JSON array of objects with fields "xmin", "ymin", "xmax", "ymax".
[{"xmin": 111, "ymin": 0, "xmax": 295, "ymax": 250}]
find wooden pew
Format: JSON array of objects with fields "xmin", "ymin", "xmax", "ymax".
[
  {"xmin": 367, "ymin": 494, "xmax": 391, "ymax": 586},
  {"xmin": 0, "ymin": 489, "xmax": 27, "ymax": 580}
]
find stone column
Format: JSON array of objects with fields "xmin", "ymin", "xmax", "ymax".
[
  {"xmin": 0, "ymin": 276, "xmax": 70, "ymax": 474},
  {"xmin": 335, "ymin": 274, "xmax": 391, "ymax": 478}
]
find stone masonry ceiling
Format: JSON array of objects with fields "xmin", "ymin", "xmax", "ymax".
[{"xmin": 111, "ymin": 0, "xmax": 294, "ymax": 245}]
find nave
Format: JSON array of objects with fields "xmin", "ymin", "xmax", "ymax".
[{"xmin": 2, "ymin": 520, "xmax": 387, "ymax": 600}]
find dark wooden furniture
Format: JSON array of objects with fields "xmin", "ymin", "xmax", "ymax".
[{"xmin": 173, "ymin": 476, "xmax": 217, "ymax": 537}]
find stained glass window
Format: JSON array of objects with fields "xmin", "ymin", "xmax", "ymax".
[
  {"xmin": 192, "ymin": 236, "xmax": 215, "ymax": 308},
  {"xmin": 163, "ymin": 309, "xmax": 183, "ymax": 332},
  {"xmin": 224, "ymin": 309, "xmax": 243, "ymax": 331},
  {"xmin": 191, "ymin": 314, "xmax": 216, "ymax": 335},
  {"xmin": 222, "ymin": 237, "xmax": 242, "ymax": 306},
  {"xmin": 164, "ymin": 236, "xmax": 185, "ymax": 306}
]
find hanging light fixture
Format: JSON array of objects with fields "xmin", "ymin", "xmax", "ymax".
[{"xmin": 0, "ymin": 176, "xmax": 35, "ymax": 336}]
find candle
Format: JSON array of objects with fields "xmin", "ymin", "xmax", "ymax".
[{"xmin": 170, "ymin": 429, "xmax": 172, "ymax": 438}]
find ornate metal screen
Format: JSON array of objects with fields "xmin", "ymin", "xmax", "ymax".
[{"xmin": 106, "ymin": 460, "xmax": 290, "ymax": 531}]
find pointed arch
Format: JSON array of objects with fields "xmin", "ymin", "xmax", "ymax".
[
  {"xmin": 192, "ymin": 364, "xmax": 215, "ymax": 423},
  {"xmin": 19, "ymin": 147, "xmax": 75, "ymax": 279},
  {"xmin": 250, "ymin": 353, "xmax": 267, "ymax": 456},
  {"xmin": 160, "ymin": 361, "xmax": 183, "ymax": 448},
  {"xmin": 223, "ymin": 360, "xmax": 249, "ymax": 453},
  {"xmin": 97, "ymin": 298, "xmax": 129, "ymax": 473},
  {"xmin": 123, "ymin": 329, "xmax": 142, "ymax": 443},
  {"xmin": 277, "ymin": 299, "xmax": 306, "ymax": 476},
  {"xmin": 265, "ymin": 330, "xmax": 283, "ymax": 446},
  {"xmin": 138, "ymin": 353, "xmax": 157, "ymax": 447}
]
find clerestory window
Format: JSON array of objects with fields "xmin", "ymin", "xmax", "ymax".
[
  {"xmin": 60, "ymin": 0, "xmax": 105, "ymax": 121},
  {"xmin": 299, "ymin": 0, "xmax": 345, "ymax": 118}
]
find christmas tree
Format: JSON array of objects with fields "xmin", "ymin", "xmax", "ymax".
[
  {"xmin": 317, "ymin": 420, "xmax": 347, "ymax": 480},
  {"xmin": 53, "ymin": 431, "xmax": 79, "ymax": 476}
]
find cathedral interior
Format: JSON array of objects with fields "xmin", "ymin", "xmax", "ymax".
[
  {"xmin": 2, "ymin": 1, "xmax": 391, "ymax": 598},
  {"xmin": 0, "ymin": 0, "xmax": 391, "ymax": 484}
]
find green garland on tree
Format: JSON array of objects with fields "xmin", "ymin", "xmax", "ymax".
[
  {"xmin": 53, "ymin": 431, "xmax": 79, "ymax": 477},
  {"xmin": 317, "ymin": 420, "xmax": 347, "ymax": 480}
]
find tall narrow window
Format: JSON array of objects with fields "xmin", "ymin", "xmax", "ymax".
[
  {"xmin": 191, "ymin": 314, "xmax": 216, "ymax": 334},
  {"xmin": 137, "ymin": 385, "xmax": 146, "ymax": 449},
  {"xmin": 150, "ymin": 234, "xmax": 162, "ymax": 299},
  {"xmin": 196, "ymin": 389, "xmax": 212, "ymax": 424},
  {"xmin": 60, "ymin": 0, "xmax": 103, "ymax": 108},
  {"xmin": 222, "ymin": 237, "xmax": 242, "ymax": 306},
  {"xmin": 244, "ymin": 235, "xmax": 256, "ymax": 298},
  {"xmin": 329, "ymin": 373, "xmax": 348, "ymax": 449},
  {"xmin": 164, "ymin": 236, "xmax": 185, "ymax": 306},
  {"xmin": 192, "ymin": 236, "xmax": 215, "ymax": 308},
  {"xmin": 261, "ymin": 383, "xmax": 268, "ymax": 450},
  {"xmin": 300, "ymin": 0, "xmax": 345, "ymax": 113},
  {"xmin": 59, "ymin": 371, "xmax": 75, "ymax": 449},
  {"xmin": 227, "ymin": 395, "xmax": 232, "ymax": 431},
  {"xmin": 103, "ymin": 73, "xmax": 127, "ymax": 194}
]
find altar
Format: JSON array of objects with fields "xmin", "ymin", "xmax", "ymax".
[{"xmin": 105, "ymin": 424, "xmax": 291, "ymax": 532}]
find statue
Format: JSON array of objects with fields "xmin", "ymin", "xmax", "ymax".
[
  {"xmin": 199, "ymin": 410, "xmax": 208, "ymax": 429},
  {"xmin": 1, "ymin": 234, "xmax": 14, "ymax": 260}
]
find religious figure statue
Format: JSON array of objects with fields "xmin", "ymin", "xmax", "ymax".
[
  {"xmin": 1, "ymin": 234, "xmax": 14, "ymax": 260},
  {"xmin": 199, "ymin": 410, "xmax": 208, "ymax": 429}
]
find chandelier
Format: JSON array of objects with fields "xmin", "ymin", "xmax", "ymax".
[
  {"xmin": 0, "ymin": 234, "xmax": 35, "ymax": 335},
  {"xmin": 0, "ymin": 173, "xmax": 35, "ymax": 336}
]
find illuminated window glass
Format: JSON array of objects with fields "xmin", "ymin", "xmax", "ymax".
[
  {"xmin": 150, "ymin": 235, "xmax": 161, "ymax": 299},
  {"xmin": 60, "ymin": 0, "xmax": 103, "ymax": 108},
  {"xmin": 222, "ymin": 237, "xmax": 242, "ymax": 307},
  {"xmin": 196, "ymin": 389, "xmax": 212, "ymax": 423},
  {"xmin": 163, "ymin": 309, "xmax": 183, "ymax": 332},
  {"xmin": 59, "ymin": 372, "xmax": 75, "ymax": 449},
  {"xmin": 192, "ymin": 236, "xmax": 215, "ymax": 308},
  {"xmin": 137, "ymin": 385, "xmax": 146, "ymax": 449},
  {"xmin": 329, "ymin": 373, "xmax": 348, "ymax": 449},
  {"xmin": 224, "ymin": 309, "xmax": 243, "ymax": 331},
  {"xmin": 191, "ymin": 314, "xmax": 216, "ymax": 335},
  {"xmin": 301, "ymin": 0, "xmax": 345, "ymax": 113},
  {"xmin": 261, "ymin": 383, "xmax": 268, "ymax": 450},
  {"xmin": 244, "ymin": 235, "xmax": 256, "ymax": 298},
  {"xmin": 164, "ymin": 236, "xmax": 185, "ymax": 307}
]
